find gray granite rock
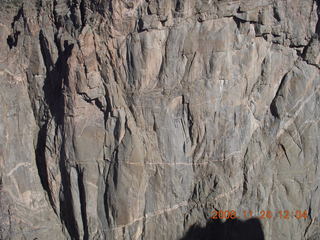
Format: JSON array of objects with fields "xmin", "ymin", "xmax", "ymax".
[{"xmin": 0, "ymin": 0, "xmax": 320, "ymax": 239}]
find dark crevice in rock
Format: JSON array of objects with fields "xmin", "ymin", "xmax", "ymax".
[
  {"xmin": 137, "ymin": 18, "xmax": 147, "ymax": 33},
  {"xmin": 103, "ymin": 148, "xmax": 119, "ymax": 227},
  {"xmin": 7, "ymin": 7, "xmax": 24, "ymax": 49},
  {"xmin": 280, "ymin": 144, "xmax": 291, "ymax": 166},
  {"xmin": 114, "ymin": 119, "xmax": 122, "ymax": 144},
  {"xmin": 300, "ymin": 35, "xmax": 320, "ymax": 69},
  {"xmin": 185, "ymin": 102, "xmax": 193, "ymax": 144},
  {"xmin": 89, "ymin": 0, "xmax": 109, "ymax": 17},
  {"xmin": 103, "ymin": 163, "xmax": 112, "ymax": 227},
  {"xmin": 126, "ymin": 35, "xmax": 135, "ymax": 85},
  {"xmin": 70, "ymin": 0, "xmax": 81, "ymax": 29},
  {"xmin": 291, "ymin": 48, "xmax": 305, "ymax": 59},
  {"xmin": 104, "ymin": 89, "xmax": 113, "ymax": 115},
  {"xmin": 96, "ymin": 165, "xmax": 109, "ymax": 237},
  {"xmin": 270, "ymin": 99, "xmax": 280, "ymax": 119},
  {"xmin": 35, "ymin": 123, "xmax": 57, "ymax": 213},
  {"xmin": 315, "ymin": 0, "xmax": 320, "ymax": 34},
  {"xmin": 147, "ymin": 5, "xmax": 152, "ymax": 15},
  {"xmin": 79, "ymin": 0, "xmax": 87, "ymax": 28},
  {"xmin": 175, "ymin": 0, "xmax": 183, "ymax": 12},
  {"xmin": 52, "ymin": 0, "xmax": 61, "ymax": 29},
  {"xmin": 107, "ymin": 0, "xmax": 113, "ymax": 14},
  {"xmin": 77, "ymin": 168, "xmax": 89, "ymax": 240},
  {"xmin": 111, "ymin": 149, "xmax": 119, "ymax": 188},
  {"xmin": 40, "ymin": 36, "xmax": 72, "ymax": 125},
  {"xmin": 79, "ymin": 92, "xmax": 92, "ymax": 103},
  {"xmin": 98, "ymin": 87, "xmax": 112, "ymax": 127},
  {"xmin": 94, "ymin": 98, "xmax": 105, "ymax": 112},
  {"xmin": 36, "ymin": 0, "xmax": 42, "ymax": 17},
  {"xmin": 160, "ymin": 17, "xmax": 167, "ymax": 26},
  {"xmin": 233, "ymin": 16, "xmax": 246, "ymax": 29},
  {"xmin": 11, "ymin": 7, "xmax": 24, "ymax": 29},
  {"xmin": 301, "ymin": 44, "xmax": 310, "ymax": 59},
  {"xmin": 270, "ymin": 73, "xmax": 288, "ymax": 119},
  {"xmin": 7, "ymin": 31, "xmax": 20, "ymax": 49},
  {"xmin": 272, "ymin": 5, "xmax": 281, "ymax": 22},
  {"xmin": 242, "ymin": 165, "xmax": 249, "ymax": 197},
  {"xmin": 304, "ymin": 207, "xmax": 314, "ymax": 238},
  {"xmin": 39, "ymin": 31, "xmax": 54, "ymax": 70},
  {"xmin": 242, "ymin": 147, "xmax": 250, "ymax": 198},
  {"xmin": 53, "ymin": 65, "xmax": 76, "ymax": 240},
  {"xmin": 59, "ymin": 151, "xmax": 80, "ymax": 239}
]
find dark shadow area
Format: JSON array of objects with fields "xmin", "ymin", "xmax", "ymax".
[
  {"xmin": 7, "ymin": 31, "xmax": 20, "ymax": 49},
  {"xmin": 316, "ymin": 0, "xmax": 320, "ymax": 34},
  {"xmin": 36, "ymin": 30, "xmax": 80, "ymax": 239},
  {"xmin": 181, "ymin": 218, "xmax": 264, "ymax": 240}
]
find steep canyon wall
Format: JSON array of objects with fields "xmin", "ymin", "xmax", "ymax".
[{"xmin": 1, "ymin": 0, "xmax": 320, "ymax": 239}]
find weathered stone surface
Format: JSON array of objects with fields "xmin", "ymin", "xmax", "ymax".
[{"xmin": 0, "ymin": 0, "xmax": 320, "ymax": 239}]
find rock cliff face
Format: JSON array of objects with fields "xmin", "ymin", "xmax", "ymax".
[{"xmin": 1, "ymin": 0, "xmax": 320, "ymax": 239}]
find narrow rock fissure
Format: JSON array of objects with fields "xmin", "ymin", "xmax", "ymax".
[{"xmin": 77, "ymin": 168, "xmax": 89, "ymax": 240}]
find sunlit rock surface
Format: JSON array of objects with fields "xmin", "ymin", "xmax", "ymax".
[{"xmin": 0, "ymin": 0, "xmax": 320, "ymax": 239}]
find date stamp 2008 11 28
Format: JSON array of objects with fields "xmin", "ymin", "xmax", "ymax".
[{"xmin": 210, "ymin": 210, "xmax": 309, "ymax": 220}]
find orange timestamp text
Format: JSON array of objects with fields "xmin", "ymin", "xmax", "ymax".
[{"xmin": 210, "ymin": 210, "xmax": 309, "ymax": 220}]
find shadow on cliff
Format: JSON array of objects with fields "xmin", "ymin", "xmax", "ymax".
[
  {"xmin": 180, "ymin": 218, "xmax": 264, "ymax": 240},
  {"xmin": 37, "ymin": 32, "xmax": 83, "ymax": 239}
]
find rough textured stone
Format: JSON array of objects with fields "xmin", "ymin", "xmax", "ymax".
[{"xmin": 0, "ymin": 0, "xmax": 320, "ymax": 239}]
